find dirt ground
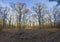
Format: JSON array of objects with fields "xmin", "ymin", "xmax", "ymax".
[{"xmin": 0, "ymin": 28, "xmax": 60, "ymax": 42}]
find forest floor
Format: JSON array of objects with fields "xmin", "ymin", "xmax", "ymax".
[{"xmin": 0, "ymin": 28, "xmax": 60, "ymax": 42}]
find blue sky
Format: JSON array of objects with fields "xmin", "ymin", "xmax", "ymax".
[
  {"xmin": 0, "ymin": 0, "xmax": 58, "ymax": 23},
  {"xmin": 0, "ymin": 0, "xmax": 57, "ymax": 9}
]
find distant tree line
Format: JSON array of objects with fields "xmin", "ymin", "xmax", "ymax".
[{"xmin": 0, "ymin": 1, "xmax": 60, "ymax": 29}]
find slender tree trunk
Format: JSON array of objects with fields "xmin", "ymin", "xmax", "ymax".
[
  {"xmin": 9, "ymin": 18, "xmax": 11, "ymax": 28},
  {"xmin": 53, "ymin": 4, "xmax": 59, "ymax": 28},
  {"xmin": 54, "ymin": 14, "xmax": 56, "ymax": 28},
  {"xmin": 18, "ymin": 11, "xmax": 22, "ymax": 29},
  {"xmin": 38, "ymin": 11, "xmax": 41, "ymax": 28},
  {"xmin": 17, "ymin": 15, "xmax": 19, "ymax": 28},
  {"xmin": 3, "ymin": 19, "xmax": 5, "ymax": 28}
]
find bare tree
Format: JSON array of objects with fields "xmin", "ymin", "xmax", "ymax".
[
  {"xmin": 31, "ymin": 14, "xmax": 37, "ymax": 26},
  {"xmin": 53, "ymin": 7, "xmax": 60, "ymax": 28},
  {"xmin": 22, "ymin": 8, "xmax": 29, "ymax": 25},
  {"xmin": 0, "ymin": 5, "xmax": 3, "ymax": 25},
  {"xmin": 32, "ymin": 3, "xmax": 46, "ymax": 28},
  {"xmin": 11, "ymin": 2, "xmax": 26, "ymax": 29},
  {"xmin": 52, "ymin": 5, "xmax": 59, "ymax": 27},
  {"xmin": 49, "ymin": 0, "xmax": 60, "ymax": 27},
  {"xmin": 12, "ymin": 2, "xmax": 25, "ymax": 24},
  {"xmin": 2, "ymin": 7, "xmax": 9, "ymax": 28}
]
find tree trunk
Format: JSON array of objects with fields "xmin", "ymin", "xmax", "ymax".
[{"xmin": 18, "ymin": 11, "xmax": 22, "ymax": 29}]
